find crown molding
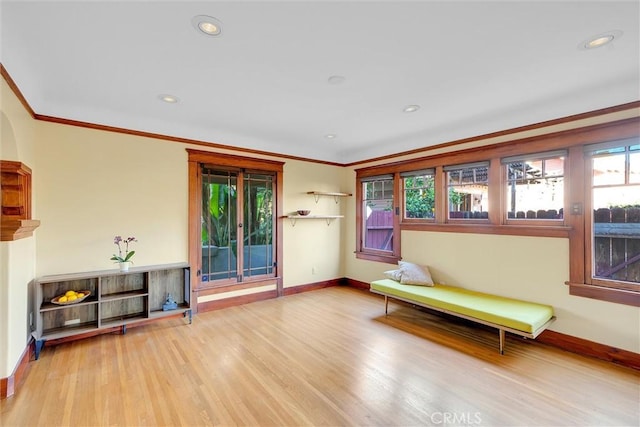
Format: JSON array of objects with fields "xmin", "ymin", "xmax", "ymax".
[{"xmin": 2, "ymin": 63, "xmax": 638, "ymax": 168}]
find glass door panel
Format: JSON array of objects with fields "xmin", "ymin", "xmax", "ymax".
[
  {"xmin": 243, "ymin": 173, "xmax": 274, "ymax": 278},
  {"xmin": 202, "ymin": 169, "xmax": 238, "ymax": 283}
]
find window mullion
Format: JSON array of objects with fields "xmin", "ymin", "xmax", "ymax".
[
  {"xmin": 489, "ymin": 158, "xmax": 501, "ymax": 225},
  {"xmin": 626, "ymin": 148, "xmax": 631, "ymax": 185},
  {"xmin": 567, "ymin": 146, "xmax": 587, "ymax": 285},
  {"xmin": 236, "ymin": 172, "xmax": 245, "ymax": 282},
  {"xmin": 393, "ymin": 172, "xmax": 401, "ymax": 259},
  {"xmin": 435, "ymin": 166, "xmax": 446, "ymax": 224}
]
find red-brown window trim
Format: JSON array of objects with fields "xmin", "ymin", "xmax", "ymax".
[
  {"xmin": 355, "ymin": 172, "xmax": 401, "ymax": 264},
  {"xmin": 400, "ymin": 223, "xmax": 571, "ymax": 238},
  {"xmin": 566, "ymin": 282, "xmax": 640, "ymax": 306}
]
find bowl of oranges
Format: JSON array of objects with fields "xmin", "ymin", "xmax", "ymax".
[{"xmin": 51, "ymin": 290, "xmax": 91, "ymax": 305}]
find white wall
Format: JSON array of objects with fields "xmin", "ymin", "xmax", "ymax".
[
  {"xmin": 1, "ymin": 78, "xmax": 38, "ymax": 378},
  {"xmin": 282, "ymin": 160, "xmax": 348, "ymax": 287},
  {"xmin": 34, "ymin": 122, "xmax": 189, "ymax": 275}
]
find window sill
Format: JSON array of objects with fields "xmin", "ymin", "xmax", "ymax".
[
  {"xmin": 566, "ymin": 282, "xmax": 640, "ymax": 307},
  {"xmin": 355, "ymin": 251, "xmax": 400, "ymax": 265},
  {"xmin": 401, "ymin": 222, "xmax": 571, "ymax": 238}
]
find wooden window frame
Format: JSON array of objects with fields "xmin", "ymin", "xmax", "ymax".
[
  {"xmin": 355, "ymin": 118, "xmax": 640, "ymax": 306},
  {"xmin": 355, "ymin": 172, "xmax": 401, "ymax": 264},
  {"xmin": 502, "ymin": 151, "xmax": 567, "ymax": 227},
  {"xmin": 444, "ymin": 161, "xmax": 491, "ymax": 224},
  {"xmin": 401, "ymin": 169, "xmax": 436, "ymax": 224},
  {"xmin": 569, "ymin": 140, "xmax": 640, "ymax": 306},
  {"xmin": 187, "ymin": 149, "xmax": 284, "ymax": 311}
]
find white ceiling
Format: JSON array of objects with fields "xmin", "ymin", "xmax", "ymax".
[{"xmin": 1, "ymin": 1, "xmax": 638, "ymax": 164}]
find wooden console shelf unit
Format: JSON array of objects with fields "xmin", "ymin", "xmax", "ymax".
[{"xmin": 33, "ymin": 262, "xmax": 191, "ymax": 359}]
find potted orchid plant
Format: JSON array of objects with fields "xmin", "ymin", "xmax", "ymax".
[{"xmin": 111, "ymin": 235, "xmax": 137, "ymax": 272}]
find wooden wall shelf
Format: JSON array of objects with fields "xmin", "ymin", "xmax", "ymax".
[
  {"xmin": 1, "ymin": 160, "xmax": 40, "ymax": 241},
  {"xmin": 1, "ymin": 219, "xmax": 41, "ymax": 241},
  {"xmin": 307, "ymin": 191, "xmax": 352, "ymax": 203},
  {"xmin": 284, "ymin": 215, "xmax": 343, "ymax": 226}
]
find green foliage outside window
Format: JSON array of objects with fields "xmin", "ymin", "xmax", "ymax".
[
  {"xmin": 243, "ymin": 177, "xmax": 273, "ymax": 246},
  {"xmin": 202, "ymin": 179, "xmax": 237, "ymax": 248},
  {"xmin": 403, "ymin": 175, "xmax": 465, "ymax": 218},
  {"xmin": 405, "ymin": 176, "xmax": 434, "ymax": 218}
]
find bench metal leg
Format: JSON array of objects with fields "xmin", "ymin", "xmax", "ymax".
[
  {"xmin": 499, "ymin": 329, "xmax": 505, "ymax": 355},
  {"xmin": 385, "ymin": 296, "xmax": 388, "ymax": 315}
]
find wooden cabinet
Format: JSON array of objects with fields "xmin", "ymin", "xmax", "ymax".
[
  {"xmin": 1, "ymin": 160, "xmax": 40, "ymax": 241},
  {"xmin": 33, "ymin": 263, "xmax": 191, "ymax": 358}
]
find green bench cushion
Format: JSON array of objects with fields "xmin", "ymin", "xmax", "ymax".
[{"xmin": 371, "ymin": 279, "xmax": 554, "ymax": 334}]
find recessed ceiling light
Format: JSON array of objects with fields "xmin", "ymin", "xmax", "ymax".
[
  {"xmin": 325, "ymin": 134, "xmax": 337, "ymax": 139},
  {"xmin": 328, "ymin": 75, "xmax": 346, "ymax": 85},
  {"xmin": 191, "ymin": 15, "xmax": 223, "ymax": 37},
  {"xmin": 403, "ymin": 105, "xmax": 420, "ymax": 113},
  {"xmin": 580, "ymin": 30, "xmax": 622, "ymax": 50},
  {"xmin": 159, "ymin": 94, "xmax": 179, "ymax": 103},
  {"xmin": 586, "ymin": 35, "xmax": 614, "ymax": 48}
]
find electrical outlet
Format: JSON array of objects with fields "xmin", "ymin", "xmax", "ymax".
[{"xmin": 312, "ymin": 266, "xmax": 317, "ymax": 275}]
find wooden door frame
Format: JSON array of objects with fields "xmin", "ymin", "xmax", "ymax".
[{"xmin": 187, "ymin": 149, "xmax": 284, "ymax": 313}]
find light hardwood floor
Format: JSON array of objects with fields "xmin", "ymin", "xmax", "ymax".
[{"xmin": 1, "ymin": 286, "xmax": 638, "ymax": 426}]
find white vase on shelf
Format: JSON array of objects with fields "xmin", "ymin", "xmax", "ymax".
[{"xmin": 119, "ymin": 261, "xmax": 131, "ymax": 272}]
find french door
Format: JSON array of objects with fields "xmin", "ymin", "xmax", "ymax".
[
  {"xmin": 201, "ymin": 167, "xmax": 275, "ymax": 284},
  {"xmin": 188, "ymin": 150, "xmax": 284, "ymax": 310}
]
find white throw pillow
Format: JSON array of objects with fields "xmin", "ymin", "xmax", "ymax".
[
  {"xmin": 383, "ymin": 269, "xmax": 403, "ymax": 282},
  {"xmin": 398, "ymin": 261, "xmax": 434, "ymax": 286}
]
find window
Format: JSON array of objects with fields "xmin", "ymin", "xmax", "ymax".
[
  {"xmin": 356, "ymin": 174, "xmax": 400, "ymax": 263},
  {"xmin": 586, "ymin": 140, "xmax": 640, "ymax": 292},
  {"xmin": 362, "ymin": 175, "xmax": 394, "ymax": 251},
  {"xmin": 502, "ymin": 151, "xmax": 566, "ymax": 221},
  {"xmin": 445, "ymin": 162, "xmax": 489, "ymax": 220},
  {"xmin": 402, "ymin": 169, "xmax": 435, "ymax": 220},
  {"xmin": 354, "ymin": 116, "xmax": 640, "ymax": 306}
]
